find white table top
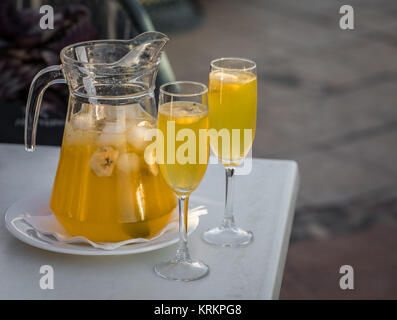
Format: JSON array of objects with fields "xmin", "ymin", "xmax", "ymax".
[{"xmin": 0, "ymin": 143, "xmax": 299, "ymax": 300}]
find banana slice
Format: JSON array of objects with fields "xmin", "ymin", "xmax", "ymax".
[
  {"xmin": 144, "ymin": 150, "xmax": 158, "ymax": 176},
  {"xmin": 90, "ymin": 147, "xmax": 119, "ymax": 177},
  {"xmin": 127, "ymin": 120, "xmax": 155, "ymax": 152},
  {"xmin": 148, "ymin": 163, "xmax": 159, "ymax": 176}
]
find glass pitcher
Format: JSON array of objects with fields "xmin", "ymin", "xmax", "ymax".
[{"xmin": 25, "ymin": 32, "xmax": 177, "ymax": 242}]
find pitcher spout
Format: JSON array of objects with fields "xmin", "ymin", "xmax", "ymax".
[{"xmin": 113, "ymin": 31, "xmax": 169, "ymax": 69}]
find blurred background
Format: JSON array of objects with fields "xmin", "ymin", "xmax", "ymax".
[{"xmin": 0, "ymin": 0, "xmax": 396, "ymax": 299}]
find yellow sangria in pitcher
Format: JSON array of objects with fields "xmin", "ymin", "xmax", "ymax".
[{"xmin": 25, "ymin": 32, "xmax": 177, "ymax": 242}]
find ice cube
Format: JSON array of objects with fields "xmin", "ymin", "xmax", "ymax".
[
  {"xmin": 117, "ymin": 153, "xmax": 140, "ymax": 174},
  {"xmin": 97, "ymin": 133, "xmax": 126, "ymax": 147},
  {"xmin": 64, "ymin": 125, "xmax": 95, "ymax": 145},
  {"xmin": 102, "ymin": 122, "xmax": 126, "ymax": 134},
  {"xmin": 127, "ymin": 120, "xmax": 155, "ymax": 152},
  {"xmin": 97, "ymin": 131, "xmax": 126, "ymax": 148},
  {"xmin": 71, "ymin": 113, "xmax": 95, "ymax": 130},
  {"xmin": 70, "ymin": 103, "xmax": 105, "ymax": 131},
  {"xmin": 96, "ymin": 119, "xmax": 127, "ymax": 146}
]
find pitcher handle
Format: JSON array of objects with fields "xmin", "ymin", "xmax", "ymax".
[{"xmin": 25, "ymin": 65, "xmax": 67, "ymax": 152}]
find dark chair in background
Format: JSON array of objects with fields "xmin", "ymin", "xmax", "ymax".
[{"xmin": 0, "ymin": 0, "xmax": 176, "ymax": 146}]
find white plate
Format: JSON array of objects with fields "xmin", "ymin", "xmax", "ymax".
[{"xmin": 4, "ymin": 189, "xmax": 199, "ymax": 256}]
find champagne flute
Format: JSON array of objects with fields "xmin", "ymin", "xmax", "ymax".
[
  {"xmin": 202, "ymin": 58, "xmax": 257, "ymax": 247},
  {"xmin": 154, "ymin": 81, "xmax": 210, "ymax": 281}
]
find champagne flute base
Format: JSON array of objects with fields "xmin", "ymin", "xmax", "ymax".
[
  {"xmin": 154, "ymin": 259, "xmax": 209, "ymax": 281},
  {"xmin": 202, "ymin": 226, "xmax": 253, "ymax": 247}
]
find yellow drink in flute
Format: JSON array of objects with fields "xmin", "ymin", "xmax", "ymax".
[
  {"xmin": 158, "ymin": 101, "xmax": 209, "ymax": 195},
  {"xmin": 208, "ymin": 70, "xmax": 257, "ymax": 165}
]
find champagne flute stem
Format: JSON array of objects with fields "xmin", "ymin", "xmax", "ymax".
[
  {"xmin": 222, "ymin": 167, "xmax": 235, "ymax": 228},
  {"xmin": 175, "ymin": 195, "xmax": 191, "ymax": 261}
]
